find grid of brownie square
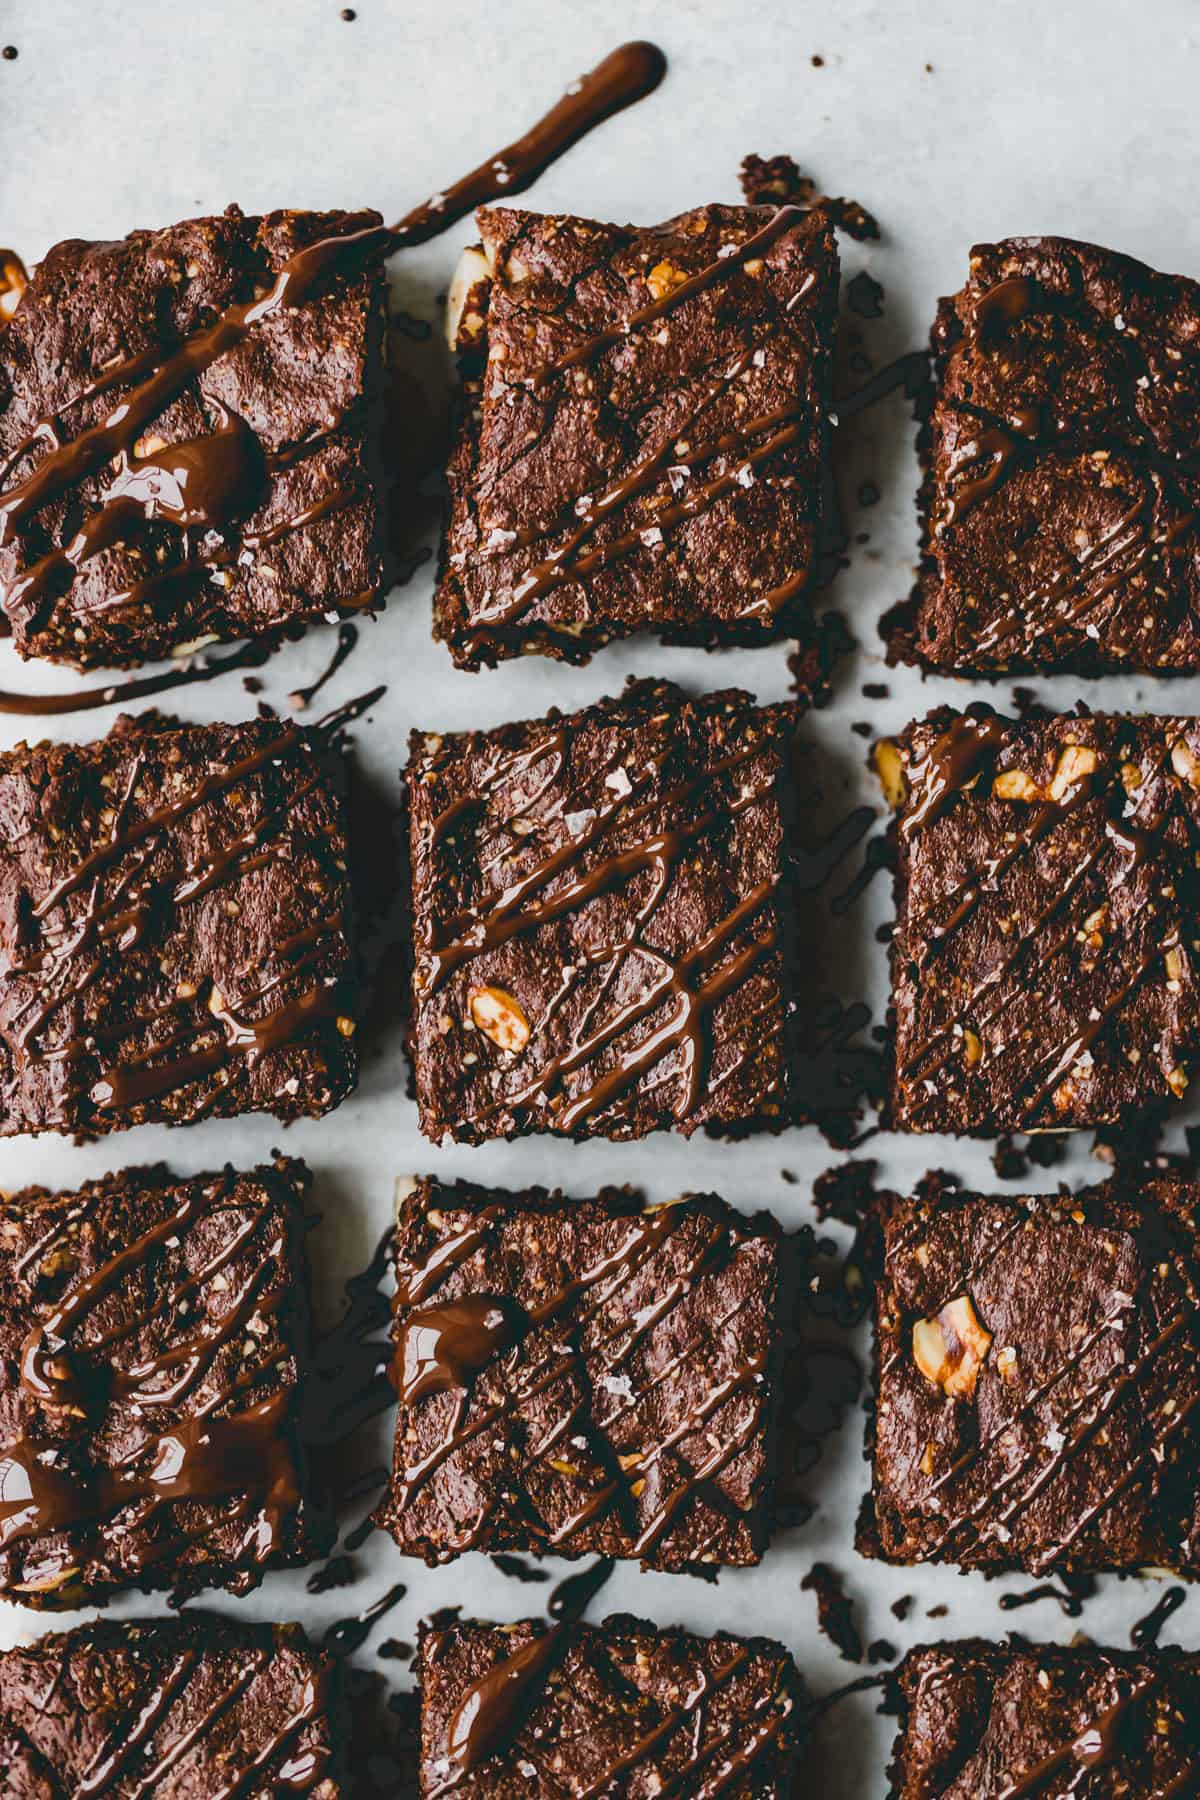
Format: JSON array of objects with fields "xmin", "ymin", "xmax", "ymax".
[
  {"xmin": 888, "ymin": 234, "xmax": 1200, "ymax": 675},
  {"xmin": 890, "ymin": 1642, "xmax": 1200, "ymax": 1799},
  {"xmin": 888, "ymin": 708, "xmax": 1200, "ymax": 1134},
  {"xmin": 0, "ymin": 205, "xmax": 388, "ymax": 670},
  {"xmin": 375, "ymin": 1177, "xmax": 781, "ymax": 1573},
  {"xmin": 861, "ymin": 1175, "xmax": 1200, "ymax": 1576},
  {"xmin": 0, "ymin": 1617, "xmax": 341, "ymax": 1793},
  {"xmin": 435, "ymin": 201, "xmax": 838, "ymax": 669},
  {"xmin": 407, "ymin": 679, "xmax": 799, "ymax": 1144},
  {"xmin": 419, "ymin": 1614, "xmax": 801, "ymax": 1797},
  {"xmin": 0, "ymin": 711, "xmax": 357, "ymax": 1138},
  {"xmin": 0, "ymin": 1160, "xmax": 322, "ymax": 1605}
]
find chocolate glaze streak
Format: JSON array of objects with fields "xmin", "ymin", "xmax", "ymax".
[
  {"xmin": 995, "ymin": 1675, "xmax": 1157, "ymax": 1800},
  {"xmin": 289, "ymin": 622, "xmax": 359, "ymax": 710},
  {"xmin": 0, "ymin": 638, "xmax": 273, "ymax": 716},
  {"xmin": 1130, "ymin": 1583, "xmax": 1187, "ymax": 1648}
]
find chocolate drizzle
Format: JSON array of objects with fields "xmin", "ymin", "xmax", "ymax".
[
  {"xmin": 414, "ymin": 699, "xmax": 792, "ymax": 1137},
  {"xmin": 382, "ymin": 1192, "xmax": 770, "ymax": 1564},
  {"xmin": 0, "ymin": 1167, "xmax": 311, "ymax": 1590},
  {"xmin": 995, "ymin": 1674, "xmax": 1157, "ymax": 1800}
]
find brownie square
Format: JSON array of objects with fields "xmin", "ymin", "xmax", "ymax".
[
  {"xmin": 891, "ymin": 1641, "xmax": 1200, "ymax": 1799},
  {"xmin": 888, "ymin": 235, "xmax": 1200, "ymax": 675},
  {"xmin": 0, "ymin": 710, "xmax": 357, "ymax": 1137},
  {"xmin": 0, "ymin": 1158, "xmax": 324, "ymax": 1606},
  {"xmin": 0, "ymin": 204, "xmax": 388, "ymax": 669},
  {"xmin": 887, "ymin": 707, "xmax": 1200, "ymax": 1133},
  {"xmin": 375, "ymin": 1177, "xmax": 782, "ymax": 1572},
  {"xmin": 435, "ymin": 201, "xmax": 838, "ymax": 669},
  {"xmin": 861, "ymin": 1174, "xmax": 1200, "ymax": 1575},
  {"xmin": 0, "ymin": 1616, "xmax": 341, "ymax": 1794},
  {"xmin": 407, "ymin": 679, "xmax": 800, "ymax": 1143},
  {"xmin": 419, "ymin": 1614, "xmax": 802, "ymax": 1796}
]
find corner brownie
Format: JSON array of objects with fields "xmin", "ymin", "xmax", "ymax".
[
  {"xmin": 0, "ymin": 1616, "xmax": 341, "ymax": 1794},
  {"xmin": 888, "ymin": 235, "xmax": 1200, "ymax": 674},
  {"xmin": 0, "ymin": 1158, "xmax": 324, "ymax": 1605},
  {"xmin": 891, "ymin": 1641, "xmax": 1200, "ymax": 1799},
  {"xmin": 407, "ymin": 679, "xmax": 800, "ymax": 1143},
  {"xmin": 861, "ymin": 1174, "xmax": 1200, "ymax": 1575},
  {"xmin": 0, "ymin": 709, "xmax": 357, "ymax": 1137},
  {"xmin": 0, "ymin": 205, "xmax": 388, "ymax": 669},
  {"xmin": 375, "ymin": 1177, "xmax": 782, "ymax": 1572},
  {"xmin": 886, "ymin": 707, "xmax": 1200, "ymax": 1133},
  {"xmin": 435, "ymin": 201, "xmax": 838, "ymax": 669},
  {"xmin": 419, "ymin": 1614, "xmax": 802, "ymax": 1796}
]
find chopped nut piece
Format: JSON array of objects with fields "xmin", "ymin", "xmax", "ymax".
[
  {"xmin": 874, "ymin": 739, "xmax": 907, "ymax": 810},
  {"xmin": 646, "ymin": 260, "xmax": 686, "ymax": 301},
  {"xmin": 469, "ymin": 985, "xmax": 532, "ymax": 1054},
  {"xmin": 912, "ymin": 1294, "xmax": 993, "ymax": 1400},
  {"xmin": 993, "ymin": 769, "xmax": 1040, "ymax": 801},
  {"xmin": 1048, "ymin": 744, "xmax": 1098, "ymax": 801},
  {"xmin": 961, "ymin": 1027, "xmax": 982, "ymax": 1067},
  {"xmin": 1171, "ymin": 737, "xmax": 1200, "ymax": 788}
]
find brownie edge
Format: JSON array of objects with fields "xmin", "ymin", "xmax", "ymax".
[
  {"xmin": 891, "ymin": 1641, "xmax": 1200, "ymax": 1799},
  {"xmin": 0, "ymin": 1616, "xmax": 342, "ymax": 1795}
]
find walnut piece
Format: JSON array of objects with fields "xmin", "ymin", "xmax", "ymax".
[
  {"xmin": 446, "ymin": 245, "xmax": 492, "ymax": 353},
  {"xmin": 912, "ymin": 1294, "xmax": 993, "ymax": 1401},
  {"xmin": 874, "ymin": 739, "xmax": 907, "ymax": 810},
  {"xmin": 469, "ymin": 985, "xmax": 531, "ymax": 1054}
]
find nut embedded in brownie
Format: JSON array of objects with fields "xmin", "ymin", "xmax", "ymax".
[
  {"xmin": 0, "ymin": 1159, "xmax": 325, "ymax": 1606},
  {"xmin": 418, "ymin": 1613, "xmax": 802, "ymax": 1796},
  {"xmin": 0, "ymin": 205, "xmax": 389, "ymax": 670},
  {"xmin": 0, "ymin": 708, "xmax": 358, "ymax": 1138},
  {"xmin": 0, "ymin": 1616, "xmax": 341, "ymax": 1794},
  {"xmin": 375, "ymin": 1177, "xmax": 782, "ymax": 1572},
  {"xmin": 435, "ymin": 201, "xmax": 838, "ymax": 669},
  {"xmin": 860, "ymin": 1174, "xmax": 1200, "ymax": 1576},
  {"xmin": 890, "ymin": 1641, "xmax": 1200, "ymax": 1799},
  {"xmin": 885, "ymin": 707, "xmax": 1200, "ymax": 1133},
  {"xmin": 406, "ymin": 679, "xmax": 802, "ymax": 1143},
  {"xmin": 887, "ymin": 235, "xmax": 1200, "ymax": 675}
]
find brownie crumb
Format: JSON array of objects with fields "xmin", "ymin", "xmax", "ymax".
[
  {"xmin": 868, "ymin": 1638, "xmax": 898, "ymax": 1664},
  {"xmin": 891, "ymin": 1595, "xmax": 914, "ymax": 1621},
  {"xmin": 861, "ymin": 679, "xmax": 888, "ymax": 696},
  {"xmin": 802, "ymin": 1562, "xmax": 864, "ymax": 1662},
  {"xmin": 847, "ymin": 272, "xmax": 885, "ymax": 319},
  {"xmin": 738, "ymin": 153, "xmax": 817, "ymax": 207},
  {"xmin": 2, "ymin": 45, "xmax": 17, "ymax": 60},
  {"xmin": 926, "ymin": 1605, "xmax": 949, "ymax": 1619},
  {"xmin": 811, "ymin": 53, "xmax": 825, "ymax": 66}
]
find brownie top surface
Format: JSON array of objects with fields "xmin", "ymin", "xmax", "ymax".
[
  {"xmin": 895, "ymin": 1640, "xmax": 1200, "ymax": 1799},
  {"xmin": 0, "ymin": 205, "xmax": 387, "ymax": 669},
  {"xmin": 871, "ymin": 1175, "xmax": 1200, "ymax": 1573},
  {"xmin": 419, "ymin": 1613, "xmax": 800, "ymax": 1797},
  {"xmin": 895, "ymin": 233, "xmax": 1200, "ymax": 674},
  {"xmin": 0, "ymin": 1615, "xmax": 339, "ymax": 1796},
  {"xmin": 377, "ymin": 1177, "xmax": 780, "ymax": 1570},
  {"xmin": 0, "ymin": 1158, "xmax": 315, "ymax": 1602},
  {"xmin": 889, "ymin": 708, "xmax": 1200, "ymax": 1133},
  {"xmin": 0, "ymin": 711, "xmax": 356, "ymax": 1137},
  {"xmin": 436, "ymin": 201, "xmax": 837, "ymax": 667},
  {"xmin": 407, "ymin": 678, "xmax": 799, "ymax": 1143}
]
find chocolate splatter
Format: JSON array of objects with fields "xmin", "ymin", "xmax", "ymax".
[
  {"xmin": 2, "ymin": 46, "xmax": 17, "ymax": 60},
  {"xmin": 1130, "ymin": 1585, "xmax": 1187, "ymax": 1648},
  {"xmin": 847, "ymin": 273, "xmax": 884, "ymax": 319},
  {"xmin": 868, "ymin": 1639, "xmax": 898, "ymax": 1664},
  {"xmin": 289, "ymin": 622, "xmax": 361, "ymax": 711},
  {"xmin": 492, "ymin": 1552, "xmax": 551, "ymax": 1584},
  {"xmin": 802, "ymin": 1563, "xmax": 864, "ymax": 1663},
  {"xmin": 547, "ymin": 1557, "xmax": 616, "ymax": 1622},
  {"xmin": 998, "ymin": 1575, "xmax": 1096, "ymax": 1619},
  {"xmin": 307, "ymin": 1553, "xmax": 358, "ymax": 1595},
  {"xmin": 324, "ymin": 1583, "xmax": 409, "ymax": 1658}
]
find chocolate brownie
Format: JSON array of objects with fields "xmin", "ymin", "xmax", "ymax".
[
  {"xmin": 418, "ymin": 1613, "xmax": 802, "ymax": 1796},
  {"xmin": 885, "ymin": 707, "xmax": 1200, "ymax": 1133},
  {"xmin": 407, "ymin": 679, "xmax": 801, "ymax": 1143},
  {"xmin": 375, "ymin": 1177, "xmax": 782, "ymax": 1572},
  {"xmin": 0, "ymin": 1158, "xmax": 325, "ymax": 1605},
  {"xmin": 0, "ymin": 1616, "xmax": 341, "ymax": 1794},
  {"xmin": 887, "ymin": 235, "xmax": 1200, "ymax": 675},
  {"xmin": 0, "ymin": 205, "xmax": 388, "ymax": 669},
  {"xmin": 435, "ymin": 201, "xmax": 838, "ymax": 669},
  {"xmin": 861, "ymin": 1174, "xmax": 1200, "ymax": 1575},
  {"xmin": 0, "ymin": 708, "xmax": 357, "ymax": 1137},
  {"xmin": 890, "ymin": 1641, "xmax": 1200, "ymax": 1799}
]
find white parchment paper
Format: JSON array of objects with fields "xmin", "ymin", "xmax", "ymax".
[{"xmin": 4, "ymin": 0, "xmax": 1200, "ymax": 1790}]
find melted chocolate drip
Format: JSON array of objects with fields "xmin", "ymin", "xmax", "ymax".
[
  {"xmin": 547, "ymin": 1555, "xmax": 615, "ymax": 1621},
  {"xmin": 323, "ymin": 1581, "xmax": 408, "ymax": 1658},
  {"xmin": 1130, "ymin": 1584, "xmax": 1187, "ymax": 1648},
  {"xmin": 997, "ymin": 1574, "xmax": 1096, "ymax": 1619},
  {"xmin": 289, "ymin": 621, "xmax": 359, "ymax": 710},
  {"xmin": 394, "ymin": 1295, "xmax": 525, "ymax": 1403},
  {"xmin": 0, "ymin": 637, "xmax": 274, "ymax": 716}
]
